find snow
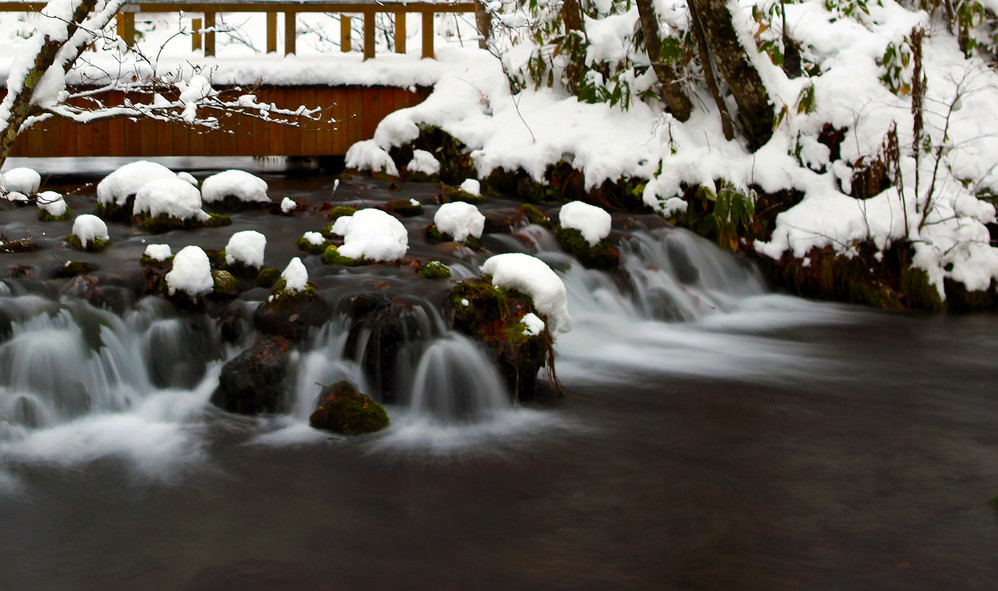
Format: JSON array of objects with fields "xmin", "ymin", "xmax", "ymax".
[
  {"xmin": 481, "ymin": 253, "xmax": 572, "ymax": 335},
  {"xmin": 224, "ymin": 230, "xmax": 267, "ymax": 268},
  {"xmin": 144, "ymin": 244, "xmax": 173, "ymax": 261},
  {"xmin": 71, "ymin": 214, "xmax": 108, "ymax": 244},
  {"xmin": 302, "ymin": 231, "xmax": 325, "ymax": 246},
  {"xmin": 280, "ymin": 257, "xmax": 309, "ymax": 293},
  {"xmin": 459, "ymin": 179, "xmax": 481, "ymax": 196},
  {"xmin": 330, "ymin": 208, "xmax": 409, "ymax": 262},
  {"xmin": 133, "ymin": 177, "xmax": 207, "ymax": 220},
  {"xmin": 408, "ymin": 150, "xmax": 441, "ymax": 175},
  {"xmin": 165, "ymin": 245, "xmax": 214, "ymax": 297},
  {"xmin": 434, "ymin": 201, "xmax": 485, "ymax": 242},
  {"xmin": 97, "ymin": 161, "xmax": 179, "ymax": 206},
  {"xmin": 281, "ymin": 197, "xmax": 297, "ymax": 213},
  {"xmin": 3, "ymin": 167, "xmax": 41, "ymax": 194},
  {"xmin": 177, "ymin": 172, "xmax": 198, "ymax": 186},
  {"xmin": 521, "ymin": 312, "xmax": 545, "ymax": 336},
  {"xmin": 36, "ymin": 191, "xmax": 66, "ymax": 217},
  {"xmin": 201, "ymin": 170, "xmax": 269, "ymax": 204},
  {"xmin": 559, "ymin": 201, "xmax": 612, "ymax": 246}
]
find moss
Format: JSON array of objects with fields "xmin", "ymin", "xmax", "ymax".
[
  {"xmin": 401, "ymin": 170, "xmax": 436, "ymax": 183},
  {"xmin": 426, "ymin": 224, "xmax": 480, "ymax": 249},
  {"xmin": 990, "ymin": 496, "xmax": 998, "ymax": 511},
  {"xmin": 321, "ymin": 245, "xmax": 356, "ymax": 266},
  {"xmin": 38, "ymin": 205, "xmax": 73, "ymax": 222},
  {"xmin": 326, "ymin": 205, "xmax": 358, "ymax": 222},
  {"xmin": 518, "ymin": 204, "xmax": 552, "ymax": 228},
  {"xmin": 67, "ymin": 234, "xmax": 110, "ymax": 252},
  {"xmin": 137, "ymin": 212, "xmax": 231, "ymax": 234},
  {"xmin": 140, "ymin": 254, "xmax": 174, "ymax": 267},
  {"xmin": 555, "ymin": 226, "xmax": 620, "ymax": 270},
  {"xmin": 309, "ymin": 381, "xmax": 390, "ymax": 435},
  {"xmin": 54, "ymin": 260, "xmax": 97, "ymax": 278},
  {"xmin": 0, "ymin": 237, "xmax": 42, "ymax": 253},
  {"xmin": 256, "ymin": 267, "xmax": 281, "ymax": 288},
  {"xmin": 212, "ymin": 270, "xmax": 241, "ymax": 296},
  {"xmin": 296, "ymin": 236, "xmax": 330, "ymax": 255},
  {"xmin": 418, "ymin": 260, "xmax": 452, "ymax": 280},
  {"xmin": 271, "ymin": 277, "xmax": 317, "ymax": 303},
  {"xmin": 93, "ymin": 197, "xmax": 134, "ymax": 222},
  {"xmin": 205, "ymin": 194, "xmax": 263, "ymax": 212},
  {"xmin": 384, "ymin": 199, "xmax": 424, "ymax": 217},
  {"xmin": 442, "ymin": 185, "xmax": 487, "ymax": 205}
]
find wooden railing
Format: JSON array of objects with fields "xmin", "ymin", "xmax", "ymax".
[{"xmin": 0, "ymin": 0, "xmax": 477, "ymax": 59}]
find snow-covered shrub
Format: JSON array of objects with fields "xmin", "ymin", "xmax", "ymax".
[
  {"xmin": 433, "ymin": 201, "xmax": 486, "ymax": 243},
  {"xmin": 165, "ymin": 245, "xmax": 214, "ymax": 297},
  {"xmin": 481, "ymin": 253, "xmax": 572, "ymax": 335},
  {"xmin": 68, "ymin": 214, "xmax": 110, "ymax": 251},
  {"xmin": 201, "ymin": 170, "xmax": 269, "ymax": 207},
  {"xmin": 330, "ymin": 208, "xmax": 409, "ymax": 262},
  {"xmin": 224, "ymin": 230, "xmax": 267, "ymax": 270}
]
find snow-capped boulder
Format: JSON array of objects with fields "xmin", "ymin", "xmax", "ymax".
[
  {"xmin": 133, "ymin": 177, "xmax": 207, "ymax": 221},
  {"xmin": 3, "ymin": 168, "xmax": 41, "ymax": 195},
  {"xmin": 97, "ymin": 161, "xmax": 178, "ymax": 210},
  {"xmin": 165, "ymin": 245, "xmax": 214, "ymax": 297},
  {"xmin": 331, "ymin": 208, "xmax": 409, "ymax": 262},
  {"xmin": 481, "ymin": 253, "xmax": 572, "ymax": 335},
  {"xmin": 201, "ymin": 170, "xmax": 269, "ymax": 206},
  {"xmin": 434, "ymin": 201, "xmax": 485, "ymax": 243},
  {"xmin": 69, "ymin": 214, "xmax": 110, "ymax": 251},
  {"xmin": 224, "ymin": 230, "xmax": 267, "ymax": 269},
  {"xmin": 559, "ymin": 201, "xmax": 612, "ymax": 247}
]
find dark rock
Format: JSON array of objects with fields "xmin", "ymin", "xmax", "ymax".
[
  {"xmin": 53, "ymin": 260, "xmax": 97, "ymax": 279},
  {"xmin": 210, "ymin": 336, "xmax": 292, "ymax": 415},
  {"xmin": 484, "ymin": 211, "xmax": 525, "ymax": 234},
  {"xmin": 308, "ymin": 381, "xmax": 390, "ymax": 435},
  {"xmin": 555, "ymin": 226, "xmax": 620, "ymax": 270},
  {"xmin": 0, "ymin": 307, "xmax": 11, "ymax": 343},
  {"xmin": 13, "ymin": 396, "xmax": 41, "ymax": 429},
  {"xmin": 383, "ymin": 199, "xmax": 424, "ymax": 217},
  {"xmin": 253, "ymin": 289, "xmax": 331, "ymax": 341},
  {"xmin": 665, "ymin": 235, "xmax": 700, "ymax": 285}
]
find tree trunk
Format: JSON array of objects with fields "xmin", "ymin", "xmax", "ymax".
[
  {"xmin": 474, "ymin": 0, "xmax": 492, "ymax": 50},
  {"xmin": 688, "ymin": 0, "xmax": 775, "ymax": 150},
  {"xmin": 0, "ymin": 0, "xmax": 102, "ymax": 170},
  {"xmin": 635, "ymin": 0, "xmax": 692, "ymax": 121},
  {"xmin": 560, "ymin": 0, "xmax": 586, "ymax": 94}
]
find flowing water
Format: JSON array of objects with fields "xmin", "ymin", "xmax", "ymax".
[{"xmin": 0, "ymin": 161, "xmax": 996, "ymax": 590}]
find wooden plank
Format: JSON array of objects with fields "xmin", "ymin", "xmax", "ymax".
[
  {"xmin": 218, "ymin": 111, "xmax": 238, "ymax": 156},
  {"xmin": 60, "ymin": 116, "xmax": 77, "ymax": 158},
  {"xmin": 204, "ymin": 11, "xmax": 215, "ymax": 57},
  {"xmin": 299, "ymin": 87, "xmax": 317, "ymax": 155},
  {"xmin": 332, "ymin": 87, "xmax": 348, "ymax": 155},
  {"xmin": 139, "ymin": 118, "xmax": 156, "ymax": 156},
  {"xmin": 394, "ymin": 9, "xmax": 406, "ymax": 54},
  {"xmin": 192, "ymin": 17, "xmax": 202, "ymax": 51},
  {"xmin": 340, "ymin": 15, "xmax": 351, "ymax": 52},
  {"xmin": 269, "ymin": 87, "xmax": 287, "ymax": 156},
  {"xmin": 314, "ymin": 86, "xmax": 334, "ymax": 156},
  {"xmin": 155, "ymin": 120, "xmax": 173, "ymax": 156},
  {"xmin": 421, "ymin": 10, "xmax": 433, "ymax": 59},
  {"xmin": 346, "ymin": 85, "xmax": 364, "ymax": 148},
  {"xmin": 283, "ymin": 86, "xmax": 300, "ymax": 156},
  {"xmin": 377, "ymin": 85, "xmax": 395, "ymax": 133},
  {"xmin": 90, "ymin": 117, "xmax": 109, "ymax": 157},
  {"xmin": 266, "ymin": 11, "xmax": 277, "ymax": 53},
  {"xmin": 284, "ymin": 10, "xmax": 296, "ymax": 55},
  {"xmin": 252, "ymin": 108, "xmax": 268, "ymax": 156},
  {"xmin": 204, "ymin": 120, "xmax": 222, "ymax": 157},
  {"xmin": 117, "ymin": 13, "xmax": 135, "ymax": 47},
  {"xmin": 190, "ymin": 119, "xmax": 206, "ymax": 156},
  {"xmin": 26, "ymin": 125, "xmax": 45, "ymax": 158},
  {"xmin": 107, "ymin": 92, "xmax": 125, "ymax": 156},
  {"xmin": 362, "ymin": 86, "xmax": 379, "ymax": 140},
  {"xmin": 234, "ymin": 102, "xmax": 253, "ymax": 155},
  {"xmin": 171, "ymin": 117, "xmax": 189, "ymax": 156},
  {"xmin": 363, "ymin": 8, "xmax": 375, "ymax": 60}
]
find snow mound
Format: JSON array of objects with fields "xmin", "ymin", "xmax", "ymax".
[
  {"xmin": 559, "ymin": 201, "xmax": 612, "ymax": 246},
  {"xmin": 201, "ymin": 170, "xmax": 269, "ymax": 204},
  {"xmin": 177, "ymin": 172, "xmax": 198, "ymax": 186},
  {"xmin": 133, "ymin": 177, "xmax": 207, "ymax": 220},
  {"xmin": 280, "ymin": 197, "xmax": 296, "ymax": 213},
  {"xmin": 331, "ymin": 208, "xmax": 409, "ymax": 262},
  {"xmin": 302, "ymin": 231, "xmax": 325, "ymax": 246},
  {"xmin": 144, "ymin": 244, "xmax": 172, "ymax": 261},
  {"xmin": 481, "ymin": 253, "xmax": 572, "ymax": 335},
  {"xmin": 3, "ymin": 167, "xmax": 41, "ymax": 194},
  {"xmin": 408, "ymin": 150, "xmax": 441, "ymax": 175},
  {"xmin": 521, "ymin": 312, "xmax": 545, "ymax": 336},
  {"xmin": 36, "ymin": 191, "xmax": 66, "ymax": 217},
  {"xmin": 459, "ymin": 179, "xmax": 481, "ymax": 196},
  {"xmin": 224, "ymin": 230, "xmax": 267, "ymax": 268},
  {"xmin": 280, "ymin": 257, "xmax": 309, "ymax": 293},
  {"xmin": 72, "ymin": 214, "xmax": 108, "ymax": 244},
  {"xmin": 166, "ymin": 246, "xmax": 214, "ymax": 297},
  {"xmin": 97, "ymin": 161, "xmax": 178, "ymax": 206},
  {"xmin": 434, "ymin": 201, "xmax": 485, "ymax": 242}
]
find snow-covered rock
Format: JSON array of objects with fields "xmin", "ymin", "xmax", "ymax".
[
  {"xmin": 177, "ymin": 171, "xmax": 198, "ymax": 186},
  {"xmin": 280, "ymin": 257, "xmax": 309, "ymax": 293},
  {"xmin": 330, "ymin": 208, "xmax": 409, "ymax": 262},
  {"xmin": 481, "ymin": 253, "xmax": 572, "ymax": 335},
  {"xmin": 133, "ymin": 177, "xmax": 207, "ymax": 220},
  {"xmin": 166, "ymin": 246, "xmax": 214, "ymax": 296},
  {"xmin": 280, "ymin": 197, "xmax": 297, "ymax": 213},
  {"xmin": 434, "ymin": 201, "xmax": 485, "ymax": 242},
  {"xmin": 3, "ymin": 167, "xmax": 41, "ymax": 194},
  {"xmin": 407, "ymin": 150, "xmax": 441, "ymax": 175},
  {"xmin": 97, "ymin": 161, "xmax": 178, "ymax": 206},
  {"xmin": 36, "ymin": 191, "xmax": 67, "ymax": 218},
  {"xmin": 143, "ymin": 244, "xmax": 172, "ymax": 261},
  {"xmin": 521, "ymin": 312, "xmax": 545, "ymax": 336},
  {"xmin": 201, "ymin": 170, "xmax": 269, "ymax": 204},
  {"xmin": 459, "ymin": 179, "xmax": 481, "ymax": 196},
  {"xmin": 302, "ymin": 231, "xmax": 325, "ymax": 246},
  {"xmin": 559, "ymin": 201, "xmax": 612, "ymax": 246},
  {"xmin": 71, "ymin": 214, "xmax": 108, "ymax": 244},
  {"xmin": 224, "ymin": 230, "xmax": 267, "ymax": 268}
]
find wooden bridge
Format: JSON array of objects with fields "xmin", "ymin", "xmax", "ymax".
[{"xmin": 0, "ymin": 0, "xmax": 479, "ymax": 158}]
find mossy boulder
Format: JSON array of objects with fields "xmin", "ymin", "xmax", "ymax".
[
  {"xmin": 136, "ymin": 212, "xmax": 231, "ymax": 234},
  {"xmin": 426, "ymin": 225, "xmax": 480, "ymax": 249},
  {"xmin": 254, "ymin": 279, "xmax": 329, "ymax": 341},
  {"xmin": 296, "ymin": 236, "xmax": 330, "ymax": 255},
  {"xmin": 555, "ymin": 226, "xmax": 620, "ymax": 270},
  {"xmin": 39, "ymin": 206, "xmax": 73, "ymax": 223},
  {"xmin": 326, "ymin": 205, "xmax": 358, "ymax": 222},
  {"xmin": 383, "ymin": 199, "xmax": 424, "ymax": 217},
  {"xmin": 53, "ymin": 260, "xmax": 98, "ymax": 279},
  {"xmin": 94, "ymin": 197, "xmax": 134, "ymax": 222},
  {"xmin": 212, "ymin": 270, "xmax": 241, "ymax": 296},
  {"xmin": 210, "ymin": 336, "xmax": 292, "ymax": 415},
  {"xmin": 450, "ymin": 278, "xmax": 553, "ymax": 404},
  {"xmin": 309, "ymin": 381, "xmax": 390, "ymax": 435},
  {"xmin": 66, "ymin": 235, "xmax": 110, "ymax": 253},
  {"xmin": 417, "ymin": 260, "xmax": 452, "ymax": 280},
  {"xmin": 321, "ymin": 245, "xmax": 357, "ymax": 266},
  {"xmin": 484, "ymin": 211, "xmax": 525, "ymax": 234},
  {"xmin": 442, "ymin": 184, "xmax": 487, "ymax": 205},
  {"xmin": 256, "ymin": 267, "xmax": 281, "ymax": 288},
  {"xmin": 518, "ymin": 204, "xmax": 552, "ymax": 227}
]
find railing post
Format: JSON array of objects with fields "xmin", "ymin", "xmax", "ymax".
[
  {"xmin": 116, "ymin": 12, "xmax": 135, "ymax": 47},
  {"xmin": 284, "ymin": 11, "xmax": 296, "ymax": 55},
  {"xmin": 192, "ymin": 17, "xmax": 202, "ymax": 51},
  {"xmin": 266, "ymin": 11, "xmax": 277, "ymax": 53},
  {"xmin": 394, "ymin": 9, "xmax": 406, "ymax": 54},
  {"xmin": 363, "ymin": 9, "xmax": 376, "ymax": 60},
  {"xmin": 421, "ymin": 10, "xmax": 434, "ymax": 59},
  {"xmin": 204, "ymin": 12, "xmax": 215, "ymax": 57},
  {"xmin": 341, "ymin": 15, "xmax": 352, "ymax": 52}
]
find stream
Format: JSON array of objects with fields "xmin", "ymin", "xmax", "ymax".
[{"xmin": 0, "ymin": 159, "xmax": 996, "ymax": 590}]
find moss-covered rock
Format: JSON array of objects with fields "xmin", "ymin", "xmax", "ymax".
[
  {"xmin": 484, "ymin": 211, "xmax": 526, "ymax": 234},
  {"xmin": 256, "ymin": 267, "xmax": 281, "ymax": 288},
  {"xmin": 990, "ymin": 496, "xmax": 998, "ymax": 511},
  {"xmin": 418, "ymin": 260, "xmax": 452, "ymax": 280},
  {"xmin": 383, "ymin": 199, "xmax": 424, "ymax": 217},
  {"xmin": 518, "ymin": 204, "xmax": 552, "ymax": 227},
  {"xmin": 66, "ymin": 234, "xmax": 110, "ymax": 253},
  {"xmin": 254, "ymin": 279, "xmax": 328, "ymax": 341},
  {"xmin": 54, "ymin": 260, "xmax": 97, "ymax": 279},
  {"xmin": 139, "ymin": 254, "xmax": 174, "ymax": 268},
  {"xmin": 555, "ymin": 226, "xmax": 620, "ymax": 270},
  {"xmin": 442, "ymin": 184, "xmax": 487, "ymax": 205},
  {"xmin": 39, "ymin": 205, "xmax": 73, "ymax": 223},
  {"xmin": 212, "ymin": 270, "xmax": 241, "ymax": 296},
  {"xmin": 426, "ymin": 224, "xmax": 480, "ymax": 249},
  {"xmin": 296, "ymin": 235, "xmax": 330, "ymax": 255},
  {"xmin": 94, "ymin": 197, "xmax": 134, "ymax": 222},
  {"xmin": 210, "ymin": 336, "xmax": 292, "ymax": 414},
  {"xmin": 321, "ymin": 245, "xmax": 357, "ymax": 266},
  {"xmin": 136, "ymin": 212, "xmax": 231, "ymax": 234},
  {"xmin": 326, "ymin": 205, "xmax": 358, "ymax": 222},
  {"xmin": 309, "ymin": 381, "xmax": 389, "ymax": 435}
]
